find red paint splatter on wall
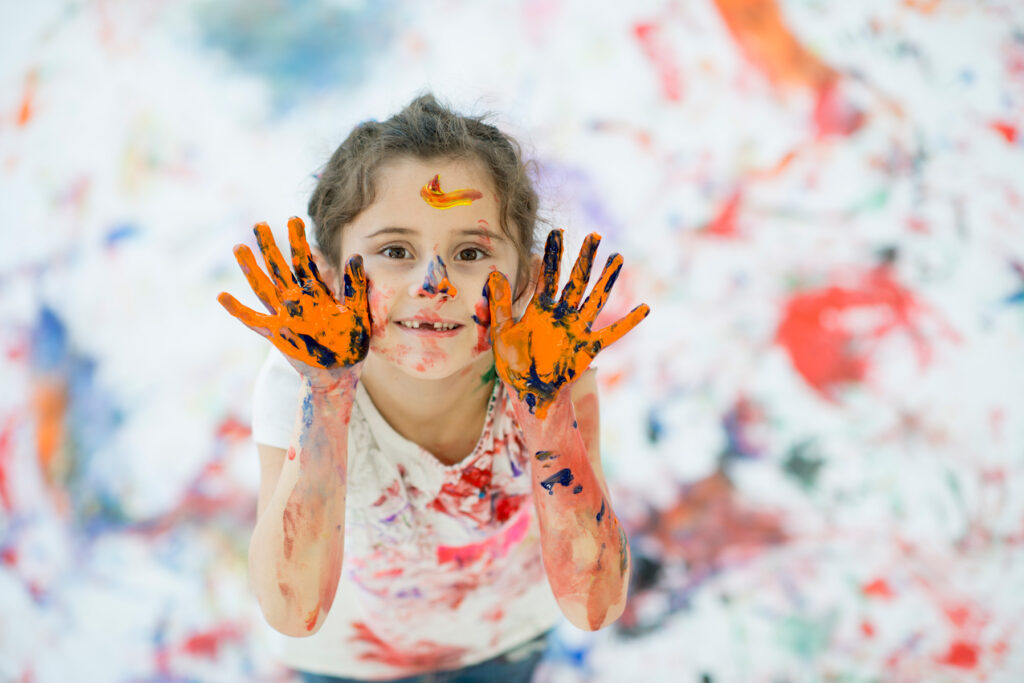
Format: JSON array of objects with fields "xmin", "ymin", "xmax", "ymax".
[
  {"xmin": 775, "ymin": 266, "xmax": 951, "ymax": 400},
  {"xmin": 633, "ymin": 22, "xmax": 684, "ymax": 102},
  {"xmin": 989, "ymin": 120, "xmax": 1018, "ymax": 144}
]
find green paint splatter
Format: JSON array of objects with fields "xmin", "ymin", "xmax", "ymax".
[
  {"xmin": 776, "ymin": 611, "xmax": 837, "ymax": 661},
  {"xmin": 782, "ymin": 439, "xmax": 824, "ymax": 490},
  {"xmin": 480, "ymin": 363, "xmax": 497, "ymax": 386}
]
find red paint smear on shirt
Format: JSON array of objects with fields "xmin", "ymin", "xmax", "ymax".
[
  {"xmin": 775, "ymin": 267, "xmax": 938, "ymax": 400},
  {"xmin": 437, "ymin": 505, "xmax": 531, "ymax": 567},
  {"xmin": 350, "ymin": 620, "xmax": 468, "ymax": 671},
  {"xmin": 633, "ymin": 22, "xmax": 684, "ymax": 102}
]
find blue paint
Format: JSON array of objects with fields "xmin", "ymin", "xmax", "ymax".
[
  {"xmin": 302, "ymin": 390, "xmax": 314, "ymax": 429},
  {"xmin": 509, "ymin": 453, "xmax": 523, "ymax": 477},
  {"xmin": 540, "ymin": 468, "xmax": 574, "ymax": 495},
  {"xmin": 103, "ymin": 223, "xmax": 139, "ymax": 246},
  {"xmin": 29, "ymin": 307, "xmax": 124, "ymax": 529},
  {"xmin": 596, "ymin": 499, "xmax": 605, "ymax": 523},
  {"xmin": 421, "ymin": 255, "xmax": 453, "ymax": 296},
  {"xmin": 572, "ymin": 484, "xmax": 582, "ymax": 494},
  {"xmin": 535, "ymin": 451, "xmax": 558, "ymax": 461},
  {"xmin": 194, "ymin": 0, "xmax": 395, "ymax": 114}
]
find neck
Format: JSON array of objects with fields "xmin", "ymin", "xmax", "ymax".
[{"xmin": 359, "ymin": 352, "xmax": 497, "ymax": 464}]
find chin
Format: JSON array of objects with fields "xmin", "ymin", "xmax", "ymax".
[{"xmin": 370, "ymin": 340, "xmax": 491, "ymax": 382}]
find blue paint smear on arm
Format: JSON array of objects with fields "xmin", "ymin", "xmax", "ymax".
[{"xmin": 540, "ymin": 468, "xmax": 574, "ymax": 495}]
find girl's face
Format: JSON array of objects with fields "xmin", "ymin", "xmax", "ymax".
[{"xmin": 340, "ymin": 156, "xmax": 525, "ymax": 380}]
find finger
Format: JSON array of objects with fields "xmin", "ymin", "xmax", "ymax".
[
  {"xmin": 217, "ymin": 292, "xmax": 274, "ymax": 336},
  {"xmin": 559, "ymin": 233, "xmax": 600, "ymax": 311},
  {"xmin": 579, "ymin": 253, "xmax": 624, "ymax": 323},
  {"xmin": 538, "ymin": 229, "xmax": 563, "ymax": 304},
  {"xmin": 288, "ymin": 217, "xmax": 331, "ymax": 298},
  {"xmin": 592, "ymin": 303, "xmax": 650, "ymax": 354},
  {"xmin": 254, "ymin": 222, "xmax": 297, "ymax": 291},
  {"xmin": 343, "ymin": 254, "xmax": 369, "ymax": 316},
  {"xmin": 486, "ymin": 271, "xmax": 514, "ymax": 328},
  {"xmin": 233, "ymin": 244, "xmax": 281, "ymax": 313}
]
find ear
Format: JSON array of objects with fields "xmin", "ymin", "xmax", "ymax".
[
  {"xmin": 512, "ymin": 254, "xmax": 542, "ymax": 317},
  {"xmin": 311, "ymin": 246, "xmax": 340, "ymax": 298}
]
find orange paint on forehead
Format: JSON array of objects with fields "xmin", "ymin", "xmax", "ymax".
[{"xmin": 420, "ymin": 174, "xmax": 484, "ymax": 209}]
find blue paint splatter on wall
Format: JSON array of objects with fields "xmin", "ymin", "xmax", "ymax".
[{"xmin": 193, "ymin": 0, "xmax": 396, "ymax": 113}]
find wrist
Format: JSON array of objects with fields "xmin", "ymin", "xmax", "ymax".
[{"xmin": 304, "ymin": 363, "xmax": 362, "ymax": 394}]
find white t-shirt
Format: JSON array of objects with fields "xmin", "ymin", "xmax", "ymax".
[{"xmin": 252, "ymin": 351, "xmax": 562, "ymax": 680}]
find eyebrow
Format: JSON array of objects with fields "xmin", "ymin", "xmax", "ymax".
[{"xmin": 364, "ymin": 226, "xmax": 507, "ymax": 242}]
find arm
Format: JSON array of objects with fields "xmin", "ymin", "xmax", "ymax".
[
  {"xmin": 249, "ymin": 372, "xmax": 358, "ymax": 636},
  {"xmin": 513, "ymin": 369, "xmax": 630, "ymax": 631},
  {"xmin": 487, "ymin": 229, "xmax": 649, "ymax": 631},
  {"xmin": 217, "ymin": 217, "xmax": 371, "ymax": 636}
]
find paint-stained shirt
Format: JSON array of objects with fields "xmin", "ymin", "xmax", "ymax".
[{"xmin": 251, "ymin": 351, "xmax": 562, "ymax": 679}]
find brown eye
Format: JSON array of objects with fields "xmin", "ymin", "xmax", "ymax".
[
  {"xmin": 457, "ymin": 247, "xmax": 485, "ymax": 261},
  {"xmin": 382, "ymin": 246, "xmax": 409, "ymax": 259}
]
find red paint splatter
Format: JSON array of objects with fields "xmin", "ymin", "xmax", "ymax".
[
  {"xmin": 179, "ymin": 623, "xmax": 243, "ymax": 659},
  {"xmin": 437, "ymin": 506, "xmax": 531, "ymax": 567},
  {"xmin": 704, "ymin": 190, "xmax": 743, "ymax": 238},
  {"xmin": 860, "ymin": 620, "xmax": 875, "ymax": 637},
  {"xmin": 989, "ymin": 120, "xmax": 1018, "ymax": 144},
  {"xmin": 215, "ymin": 415, "xmax": 251, "ymax": 441},
  {"xmin": 0, "ymin": 415, "xmax": 18, "ymax": 512},
  {"xmin": 775, "ymin": 266, "xmax": 945, "ymax": 400},
  {"xmin": 460, "ymin": 465, "xmax": 491, "ymax": 491},
  {"xmin": 287, "ymin": 447, "xmax": 296, "ymax": 461},
  {"xmin": 862, "ymin": 577, "xmax": 895, "ymax": 599},
  {"xmin": 813, "ymin": 80, "xmax": 866, "ymax": 138},
  {"xmin": 494, "ymin": 493, "xmax": 524, "ymax": 524},
  {"xmin": 633, "ymin": 22, "xmax": 684, "ymax": 102},
  {"xmin": 937, "ymin": 640, "xmax": 979, "ymax": 669},
  {"xmin": 350, "ymin": 620, "xmax": 468, "ymax": 671}
]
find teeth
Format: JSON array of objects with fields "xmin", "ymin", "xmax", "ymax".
[{"xmin": 399, "ymin": 321, "xmax": 458, "ymax": 330}]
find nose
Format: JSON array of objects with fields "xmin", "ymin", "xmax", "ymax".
[{"xmin": 412, "ymin": 255, "xmax": 459, "ymax": 299}]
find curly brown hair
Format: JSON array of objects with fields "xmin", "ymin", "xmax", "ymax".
[{"xmin": 307, "ymin": 93, "xmax": 541, "ymax": 295}]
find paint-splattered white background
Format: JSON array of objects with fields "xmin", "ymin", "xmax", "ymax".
[{"xmin": 2, "ymin": 0, "xmax": 1023, "ymax": 681}]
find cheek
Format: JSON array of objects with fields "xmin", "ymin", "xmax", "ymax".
[{"xmin": 368, "ymin": 284, "xmax": 396, "ymax": 337}]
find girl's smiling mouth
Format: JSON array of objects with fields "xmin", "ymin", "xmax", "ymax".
[{"xmin": 394, "ymin": 313, "xmax": 465, "ymax": 336}]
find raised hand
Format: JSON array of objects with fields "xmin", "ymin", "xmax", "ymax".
[
  {"xmin": 217, "ymin": 217, "xmax": 371, "ymax": 382},
  {"xmin": 487, "ymin": 229, "xmax": 650, "ymax": 418}
]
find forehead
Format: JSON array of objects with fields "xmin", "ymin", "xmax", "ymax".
[
  {"xmin": 375, "ymin": 156, "xmax": 496, "ymax": 199},
  {"xmin": 341, "ymin": 155, "xmax": 506, "ymax": 253}
]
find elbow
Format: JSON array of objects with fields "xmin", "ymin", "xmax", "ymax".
[
  {"xmin": 557, "ymin": 591, "xmax": 628, "ymax": 632},
  {"xmin": 257, "ymin": 595, "xmax": 326, "ymax": 638}
]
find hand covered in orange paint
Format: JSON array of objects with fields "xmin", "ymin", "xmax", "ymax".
[
  {"xmin": 487, "ymin": 230, "xmax": 650, "ymax": 418},
  {"xmin": 218, "ymin": 218, "xmax": 371, "ymax": 384}
]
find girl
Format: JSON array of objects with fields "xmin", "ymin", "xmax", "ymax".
[{"xmin": 217, "ymin": 94, "xmax": 649, "ymax": 682}]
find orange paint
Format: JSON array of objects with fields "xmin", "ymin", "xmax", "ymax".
[
  {"xmin": 16, "ymin": 69, "xmax": 37, "ymax": 127},
  {"xmin": 217, "ymin": 217, "xmax": 371, "ymax": 370},
  {"xmin": 488, "ymin": 230, "xmax": 649, "ymax": 417},
  {"xmin": 419, "ymin": 174, "xmax": 484, "ymax": 209},
  {"xmin": 713, "ymin": 0, "xmax": 865, "ymax": 138}
]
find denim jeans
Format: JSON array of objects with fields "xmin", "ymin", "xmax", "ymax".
[{"xmin": 295, "ymin": 629, "xmax": 549, "ymax": 683}]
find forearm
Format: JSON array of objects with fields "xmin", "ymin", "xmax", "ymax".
[
  {"xmin": 249, "ymin": 369, "xmax": 358, "ymax": 636},
  {"xmin": 514, "ymin": 391, "xmax": 631, "ymax": 631}
]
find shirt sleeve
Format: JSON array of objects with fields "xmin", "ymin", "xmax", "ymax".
[{"xmin": 251, "ymin": 349, "xmax": 303, "ymax": 449}]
